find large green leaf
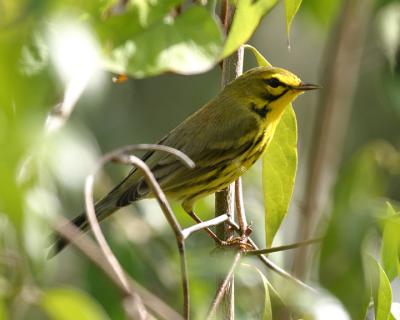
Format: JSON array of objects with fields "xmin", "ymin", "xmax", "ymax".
[
  {"xmin": 222, "ymin": 0, "xmax": 278, "ymax": 58},
  {"xmin": 380, "ymin": 203, "xmax": 400, "ymax": 281},
  {"xmin": 285, "ymin": 0, "xmax": 302, "ymax": 43},
  {"xmin": 40, "ymin": 288, "xmax": 110, "ymax": 320},
  {"xmin": 366, "ymin": 255, "xmax": 393, "ymax": 320},
  {"xmin": 244, "ymin": 45, "xmax": 298, "ymax": 248},
  {"xmin": 262, "ymin": 105, "xmax": 298, "ymax": 247},
  {"xmin": 105, "ymin": 6, "xmax": 223, "ymax": 77}
]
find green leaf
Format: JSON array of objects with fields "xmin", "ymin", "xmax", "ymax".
[
  {"xmin": 97, "ymin": 0, "xmax": 184, "ymax": 46},
  {"xmin": 366, "ymin": 255, "xmax": 393, "ymax": 320},
  {"xmin": 320, "ymin": 146, "xmax": 385, "ymax": 319},
  {"xmin": 105, "ymin": 6, "xmax": 223, "ymax": 77},
  {"xmin": 244, "ymin": 265, "xmax": 273, "ymax": 320},
  {"xmin": 285, "ymin": 0, "xmax": 302, "ymax": 43},
  {"xmin": 243, "ymin": 44, "xmax": 272, "ymax": 67},
  {"xmin": 222, "ymin": 0, "xmax": 278, "ymax": 58},
  {"xmin": 40, "ymin": 288, "xmax": 110, "ymax": 320},
  {"xmin": 263, "ymin": 105, "xmax": 298, "ymax": 247},
  {"xmin": 320, "ymin": 207, "xmax": 373, "ymax": 320},
  {"xmin": 300, "ymin": 0, "xmax": 340, "ymax": 26},
  {"xmin": 258, "ymin": 270, "xmax": 273, "ymax": 320},
  {"xmin": 244, "ymin": 46, "xmax": 297, "ymax": 247},
  {"xmin": 381, "ymin": 203, "xmax": 400, "ymax": 281}
]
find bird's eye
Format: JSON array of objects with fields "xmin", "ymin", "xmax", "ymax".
[{"xmin": 264, "ymin": 77, "xmax": 281, "ymax": 88}]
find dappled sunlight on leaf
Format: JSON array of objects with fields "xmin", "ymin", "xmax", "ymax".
[{"xmin": 105, "ymin": 6, "xmax": 223, "ymax": 77}]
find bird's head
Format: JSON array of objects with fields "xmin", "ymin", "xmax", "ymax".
[{"xmin": 228, "ymin": 66, "xmax": 320, "ymax": 120}]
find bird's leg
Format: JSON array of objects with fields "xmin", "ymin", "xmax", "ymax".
[
  {"xmin": 182, "ymin": 202, "xmax": 253, "ymax": 249},
  {"xmin": 184, "ymin": 210, "xmax": 231, "ymax": 246},
  {"xmin": 186, "ymin": 210, "xmax": 254, "ymax": 252}
]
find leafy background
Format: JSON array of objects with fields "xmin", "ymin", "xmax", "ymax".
[{"xmin": 1, "ymin": 0, "xmax": 400, "ymax": 319}]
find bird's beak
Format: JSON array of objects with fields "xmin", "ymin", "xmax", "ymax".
[{"xmin": 292, "ymin": 82, "xmax": 321, "ymax": 91}]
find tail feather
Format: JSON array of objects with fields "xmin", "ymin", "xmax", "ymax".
[{"xmin": 48, "ymin": 193, "xmax": 122, "ymax": 258}]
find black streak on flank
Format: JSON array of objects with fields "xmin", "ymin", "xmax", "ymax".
[{"xmin": 251, "ymin": 103, "xmax": 271, "ymax": 119}]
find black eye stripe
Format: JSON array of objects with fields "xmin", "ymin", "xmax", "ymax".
[{"xmin": 264, "ymin": 77, "xmax": 282, "ymax": 88}]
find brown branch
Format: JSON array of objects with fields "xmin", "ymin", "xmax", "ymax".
[
  {"xmin": 85, "ymin": 174, "xmax": 133, "ymax": 295},
  {"xmin": 76, "ymin": 144, "xmax": 194, "ymax": 319},
  {"xmin": 50, "ymin": 216, "xmax": 183, "ymax": 320},
  {"xmin": 215, "ymin": 1, "xmax": 243, "ymax": 317},
  {"xmin": 77, "ymin": 174, "xmax": 148, "ymax": 320},
  {"xmin": 119, "ymin": 155, "xmax": 190, "ymax": 320},
  {"xmin": 83, "ymin": 144, "xmax": 195, "ymax": 319}
]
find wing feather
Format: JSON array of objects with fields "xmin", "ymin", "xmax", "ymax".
[{"xmin": 116, "ymin": 98, "xmax": 258, "ymax": 206}]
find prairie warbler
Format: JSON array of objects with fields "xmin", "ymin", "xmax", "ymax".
[{"xmin": 51, "ymin": 66, "xmax": 319, "ymax": 255}]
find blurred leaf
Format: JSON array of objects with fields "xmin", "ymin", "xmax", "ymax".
[
  {"xmin": 105, "ymin": 6, "xmax": 223, "ymax": 77},
  {"xmin": 380, "ymin": 203, "xmax": 400, "ymax": 281},
  {"xmin": 40, "ymin": 288, "xmax": 110, "ymax": 320},
  {"xmin": 243, "ymin": 44, "xmax": 272, "ymax": 67},
  {"xmin": 252, "ymin": 267, "xmax": 272, "ymax": 320},
  {"xmin": 331, "ymin": 146, "xmax": 385, "ymax": 214},
  {"xmin": 300, "ymin": 0, "xmax": 340, "ymax": 26},
  {"xmin": 263, "ymin": 105, "xmax": 298, "ymax": 247},
  {"xmin": 243, "ymin": 263, "xmax": 290, "ymax": 319},
  {"xmin": 285, "ymin": 0, "xmax": 302, "ymax": 44},
  {"xmin": 0, "ymin": 2, "xmax": 53, "ymax": 228},
  {"xmin": 376, "ymin": 3, "xmax": 400, "ymax": 71},
  {"xmin": 366, "ymin": 255, "xmax": 392, "ymax": 320},
  {"xmin": 96, "ymin": 0, "xmax": 183, "ymax": 47},
  {"xmin": 222, "ymin": 0, "xmax": 278, "ymax": 58},
  {"xmin": 125, "ymin": 0, "xmax": 183, "ymax": 28},
  {"xmin": 320, "ymin": 208, "xmax": 372, "ymax": 320},
  {"xmin": 0, "ymin": 299, "xmax": 9, "ymax": 320},
  {"xmin": 320, "ymin": 146, "xmax": 386, "ymax": 319}
]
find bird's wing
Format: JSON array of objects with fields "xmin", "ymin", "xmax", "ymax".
[{"xmin": 115, "ymin": 99, "xmax": 258, "ymax": 206}]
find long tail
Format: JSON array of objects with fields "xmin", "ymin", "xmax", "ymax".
[{"xmin": 48, "ymin": 191, "xmax": 122, "ymax": 258}]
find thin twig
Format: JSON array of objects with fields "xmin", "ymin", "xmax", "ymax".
[
  {"xmin": 206, "ymin": 252, "xmax": 242, "ymax": 320},
  {"xmin": 85, "ymin": 174, "xmax": 133, "ymax": 294},
  {"xmin": 181, "ymin": 214, "xmax": 230, "ymax": 240},
  {"xmin": 249, "ymin": 238, "xmax": 317, "ymax": 293},
  {"xmin": 120, "ymin": 155, "xmax": 190, "ymax": 320},
  {"xmin": 235, "ymin": 178, "xmax": 248, "ymax": 235},
  {"xmin": 50, "ymin": 216, "xmax": 183, "ymax": 320},
  {"xmin": 228, "ymin": 221, "xmax": 317, "ymax": 293},
  {"xmin": 245, "ymin": 237, "xmax": 323, "ymax": 256},
  {"xmin": 85, "ymin": 172, "xmax": 147, "ymax": 319},
  {"xmin": 103, "ymin": 144, "xmax": 194, "ymax": 169},
  {"xmin": 83, "ymin": 144, "xmax": 193, "ymax": 319}
]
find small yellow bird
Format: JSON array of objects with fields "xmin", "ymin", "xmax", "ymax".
[{"xmin": 51, "ymin": 66, "xmax": 319, "ymax": 255}]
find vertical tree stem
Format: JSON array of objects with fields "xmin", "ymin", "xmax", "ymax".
[{"xmin": 215, "ymin": 2, "xmax": 243, "ymax": 318}]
